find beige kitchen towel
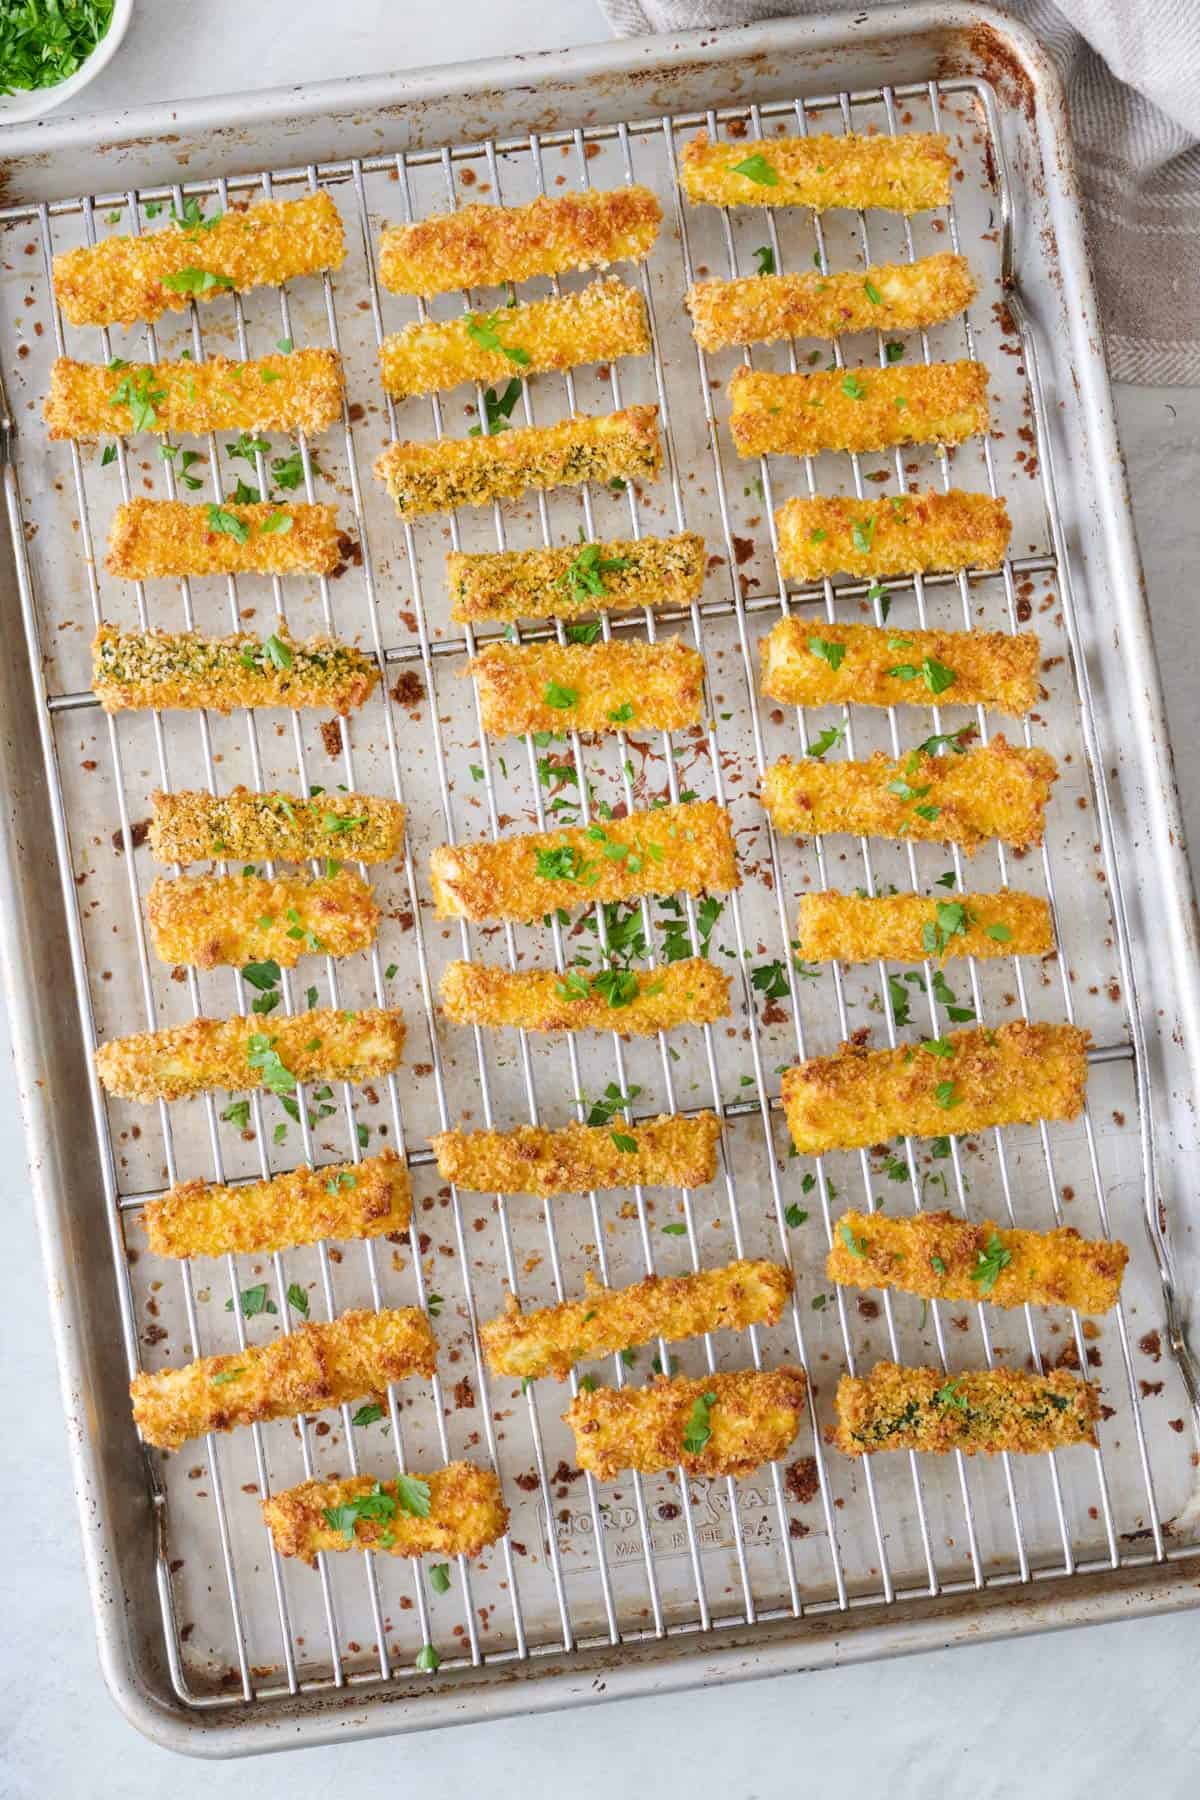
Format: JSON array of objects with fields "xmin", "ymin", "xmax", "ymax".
[{"xmin": 599, "ymin": 0, "xmax": 1200, "ymax": 384}]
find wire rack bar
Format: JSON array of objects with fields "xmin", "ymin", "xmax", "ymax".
[{"xmin": 43, "ymin": 554, "xmax": 1061, "ymax": 714}]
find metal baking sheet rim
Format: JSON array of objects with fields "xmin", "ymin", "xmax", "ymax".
[{"xmin": 0, "ymin": 1, "xmax": 1197, "ymax": 1754}]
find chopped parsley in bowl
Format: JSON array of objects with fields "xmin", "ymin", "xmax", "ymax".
[{"xmin": 0, "ymin": 0, "xmax": 132, "ymax": 121}]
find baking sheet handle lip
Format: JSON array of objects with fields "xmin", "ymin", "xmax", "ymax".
[
  {"xmin": 0, "ymin": 1, "xmax": 1039, "ymax": 176},
  {"xmin": 76, "ymin": 1550, "xmax": 1200, "ymax": 1760},
  {"xmin": 0, "ymin": 459, "xmax": 195, "ymax": 1749},
  {"xmin": 991, "ymin": 12, "xmax": 1200, "ymax": 1381}
]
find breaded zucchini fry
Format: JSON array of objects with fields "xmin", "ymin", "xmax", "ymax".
[
  {"xmin": 759, "ymin": 618, "xmax": 1038, "ymax": 715},
  {"xmin": 105, "ymin": 498, "xmax": 340, "ymax": 580},
  {"xmin": 448, "ymin": 532, "xmax": 707, "ymax": 625},
  {"xmin": 53, "ymin": 191, "xmax": 345, "ymax": 328},
  {"xmin": 439, "ymin": 957, "xmax": 730, "ymax": 1035},
  {"xmin": 95, "ymin": 1007, "xmax": 406, "ymax": 1104},
  {"xmin": 796, "ymin": 888, "xmax": 1053, "ymax": 965},
  {"xmin": 834, "ymin": 1360, "xmax": 1100, "ymax": 1457},
  {"xmin": 827, "ymin": 1209, "xmax": 1127, "ymax": 1313},
  {"xmin": 146, "ymin": 869, "xmax": 379, "ymax": 969},
  {"xmin": 130, "ymin": 1307, "xmax": 435, "ymax": 1451},
  {"xmin": 679, "ymin": 129, "xmax": 953, "ymax": 214},
  {"xmin": 92, "ymin": 622, "xmax": 376, "ymax": 715},
  {"xmin": 432, "ymin": 1112, "xmax": 721, "ymax": 1197},
  {"xmin": 374, "ymin": 405, "xmax": 661, "ymax": 520},
  {"xmin": 142, "ymin": 1148, "xmax": 413, "ymax": 1259},
  {"xmin": 44, "ymin": 348, "xmax": 344, "ymax": 440},
  {"xmin": 686, "ymin": 252, "xmax": 974, "ymax": 352},
  {"xmin": 776, "ymin": 490, "xmax": 1011, "ymax": 582},
  {"xmin": 761, "ymin": 738, "xmax": 1058, "ymax": 853},
  {"xmin": 481, "ymin": 1259, "xmax": 793, "ymax": 1381},
  {"xmin": 149, "ymin": 787, "xmax": 405, "ymax": 866},
  {"xmin": 467, "ymin": 637, "xmax": 704, "ymax": 736},
  {"xmin": 564, "ymin": 1366, "xmax": 808, "ymax": 1479},
  {"xmin": 263, "ymin": 1462, "xmax": 508, "ymax": 1566},
  {"xmin": 378, "ymin": 187, "xmax": 662, "ymax": 296},
  {"xmin": 728, "ymin": 361, "xmax": 989, "ymax": 458},
  {"xmin": 429, "ymin": 799, "xmax": 739, "ymax": 923},
  {"xmin": 781, "ymin": 1020, "xmax": 1089, "ymax": 1154},
  {"xmin": 380, "ymin": 278, "xmax": 648, "ymax": 398}
]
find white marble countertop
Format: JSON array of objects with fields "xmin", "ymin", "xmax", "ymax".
[{"xmin": 2, "ymin": 4, "xmax": 1198, "ymax": 1793}]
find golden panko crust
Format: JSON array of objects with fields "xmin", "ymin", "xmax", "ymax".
[
  {"xmin": 374, "ymin": 406, "xmax": 661, "ymax": 520},
  {"xmin": 564, "ymin": 1366, "xmax": 808, "ymax": 1479},
  {"xmin": 92, "ymin": 621, "xmax": 376, "ymax": 715},
  {"xmin": 95, "ymin": 1007, "xmax": 406, "ymax": 1103},
  {"xmin": 380, "ymin": 277, "xmax": 648, "ymax": 397},
  {"xmin": 834, "ymin": 1360, "xmax": 1101, "ymax": 1456},
  {"xmin": 728, "ymin": 361, "xmax": 989, "ymax": 458},
  {"xmin": 148, "ymin": 787, "xmax": 405, "ymax": 866},
  {"xmin": 796, "ymin": 888, "xmax": 1054, "ymax": 965},
  {"xmin": 146, "ymin": 869, "xmax": 379, "ymax": 969},
  {"xmin": 378, "ymin": 186, "xmax": 662, "ymax": 295},
  {"xmin": 447, "ymin": 532, "xmax": 707, "ymax": 625},
  {"xmin": 686, "ymin": 251, "xmax": 974, "ymax": 352},
  {"xmin": 481, "ymin": 1259, "xmax": 793, "ymax": 1381},
  {"xmin": 776, "ymin": 490, "xmax": 1010, "ymax": 582},
  {"xmin": 431, "ymin": 1111, "xmax": 722, "ymax": 1197},
  {"xmin": 105, "ymin": 498, "xmax": 341, "ymax": 581},
  {"xmin": 438, "ymin": 957, "xmax": 731, "ymax": 1036},
  {"xmin": 131, "ymin": 1307, "xmax": 436, "ymax": 1450},
  {"xmin": 44, "ymin": 348, "xmax": 344, "ymax": 439},
  {"xmin": 761, "ymin": 738, "xmax": 1058, "ymax": 853},
  {"xmin": 781, "ymin": 1019, "xmax": 1090, "ymax": 1154},
  {"xmin": 468, "ymin": 636, "xmax": 704, "ymax": 736},
  {"xmin": 759, "ymin": 617, "xmax": 1039, "ymax": 715},
  {"xmin": 53, "ymin": 191, "xmax": 346, "ymax": 328},
  {"xmin": 143, "ymin": 1149, "xmax": 413, "ymax": 1259},
  {"xmin": 827, "ymin": 1209, "xmax": 1127, "ymax": 1313},
  {"xmin": 263, "ymin": 1461, "xmax": 508, "ymax": 1565},
  {"xmin": 428, "ymin": 800, "xmax": 739, "ymax": 923},
  {"xmin": 679, "ymin": 129, "xmax": 953, "ymax": 213}
]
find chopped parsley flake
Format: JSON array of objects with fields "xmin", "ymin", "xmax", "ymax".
[
  {"xmin": 808, "ymin": 636, "xmax": 846, "ymax": 672},
  {"xmin": 543, "ymin": 680, "xmax": 578, "ymax": 711},
  {"xmin": 224, "ymin": 1283, "xmax": 275, "ymax": 1318},
  {"xmin": 682, "ymin": 1390, "xmax": 717, "ymax": 1454},
  {"xmin": 206, "ymin": 503, "xmax": 249, "ymax": 543},
  {"xmin": 465, "ymin": 309, "xmax": 530, "ymax": 367},
  {"xmin": 286, "ymin": 1283, "xmax": 310, "ymax": 1317},
  {"xmin": 731, "ymin": 154, "xmax": 778, "ymax": 186},
  {"xmin": 534, "ymin": 844, "xmax": 588, "ymax": 882},
  {"xmin": 162, "ymin": 266, "xmax": 234, "ymax": 296},
  {"xmin": 971, "ymin": 1231, "xmax": 1012, "ymax": 1294},
  {"xmin": 807, "ymin": 723, "xmax": 846, "ymax": 759},
  {"xmin": 839, "ymin": 1220, "xmax": 867, "ymax": 1258},
  {"xmin": 562, "ymin": 541, "xmax": 631, "ymax": 604},
  {"xmin": 469, "ymin": 378, "xmax": 522, "ymax": 436}
]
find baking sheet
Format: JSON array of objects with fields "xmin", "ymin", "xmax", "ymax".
[{"xmin": 0, "ymin": 3, "xmax": 1196, "ymax": 1752}]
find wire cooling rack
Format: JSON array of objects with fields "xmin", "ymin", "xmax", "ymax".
[{"xmin": 1, "ymin": 60, "xmax": 1196, "ymax": 1720}]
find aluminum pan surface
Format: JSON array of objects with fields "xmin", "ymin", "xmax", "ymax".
[{"xmin": 0, "ymin": 3, "xmax": 1196, "ymax": 1756}]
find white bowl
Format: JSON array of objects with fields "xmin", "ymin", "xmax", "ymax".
[{"xmin": 0, "ymin": 0, "xmax": 133, "ymax": 123}]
